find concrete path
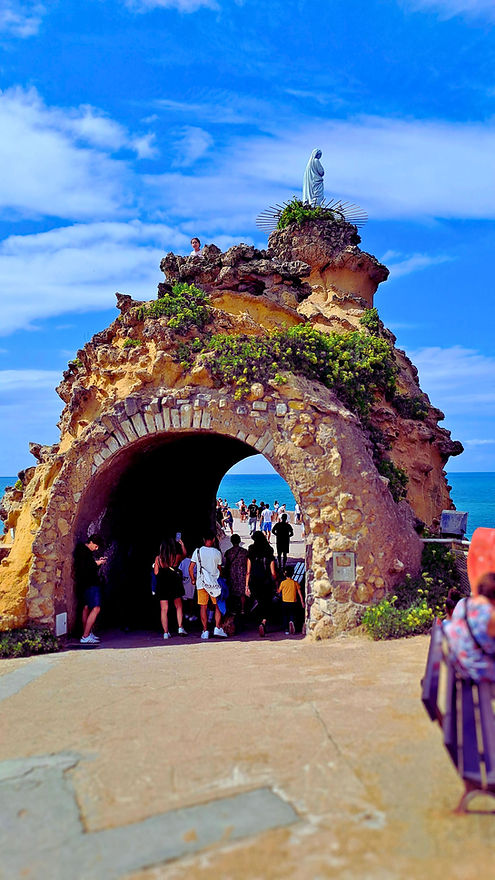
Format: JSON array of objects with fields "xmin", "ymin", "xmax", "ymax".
[{"xmin": 1, "ymin": 633, "xmax": 493, "ymax": 879}]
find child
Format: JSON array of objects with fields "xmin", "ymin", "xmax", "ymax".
[{"xmin": 277, "ymin": 565, "xmax": 304, "ymax": 635}]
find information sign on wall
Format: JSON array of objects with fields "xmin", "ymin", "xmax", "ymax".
[{"xmin": 332, "ymin": 551, "xmax": 356, "ymax": 583}]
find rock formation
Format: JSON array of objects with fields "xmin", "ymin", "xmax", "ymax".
[{"xmin": 0, "ymin": 216, "xmax": 462, "ymax": 637}]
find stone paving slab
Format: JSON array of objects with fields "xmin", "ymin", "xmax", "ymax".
[{"xmin": 1, "ymin": 634, "xmax": 494, "ymax": 879}]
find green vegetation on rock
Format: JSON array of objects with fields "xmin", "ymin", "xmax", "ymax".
[
  {"xmin": 205, "ymin": 323, "xmax": 397, "ymax": 414},
  {"xmin": 359, "ymin": 307, "xmax": 382, "ymax": 336},
  {"xmin": 122, "ymin": 337, "xmax": 141, "ymax": 349},
  {"xmin": 0, "ymin": 626, "xmax": 61, "ymax": 658},
  {"xmin": 376, "ymin": 458, "xmax": 409, "ymax": 502},
  {"xmin": 393, "ymin": 393, "xmax": 428, "ymax": 421},
  {"xmin": 135, "ymin": 282, "xmax": 211, "ymax": 333},
  {"xmin": 277, "ymin": 197, "xmax": 342, "ymax": 229},
  {"xmin": 363, "ymin": 542, "xmax": 464, "ymax": 640}
]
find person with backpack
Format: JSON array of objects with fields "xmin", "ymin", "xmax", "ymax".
[{"xmin": 245, "ymin": 531, "xmax": 277, "ymax": 637}]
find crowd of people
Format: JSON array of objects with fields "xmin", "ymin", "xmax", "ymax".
[{"xmin": 74, "ymin": 501, "xmax": 305, "ymax": 646}]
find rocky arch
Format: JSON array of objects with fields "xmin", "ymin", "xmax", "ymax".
[{"xmin": 26, "ymin": 377, "xmax": 422, "ymax": 638}]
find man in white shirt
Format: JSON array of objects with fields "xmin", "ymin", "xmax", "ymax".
[
  {"xmin": 261, "ymin": 504, "xmax": 273, "ymax": 542},
  {"xmin": 189, "ymin": 531, "xmax": 227, "ymax": 639}
]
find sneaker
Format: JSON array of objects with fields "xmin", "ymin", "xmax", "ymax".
[
  {"xmin": 178, "ymin": 627, "xmax": 187, "ymax": 636},
  {"xmin": 289, "ymin": 621, "xmax": 295, "ymax": 635},
  {"xmin": 285, "ymin": 631, "xmax": 290, "ymax": 635},
  {"xmin": 201, "ymin": 630, "xmax": 209, "ymax": 640},
  {"xmin": 213, "ymin": 626, "xmax": 227, "ymax": 638},
  {"xmin": 163, "ymin": 632, "xmax": 171, "ymax": 640},
  {"xmin": 80, "ymin": 633, "xmax": 99, "ymax": 645}
]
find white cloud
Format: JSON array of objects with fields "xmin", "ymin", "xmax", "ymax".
[
  {"xmin": 0, "ymin": 369, "xmax": 60, "ymax": 391},
  {"xmin": 125, "ymin": 0, "xmax": 218, "ymax": 12},
  {"xmin": 0, "ymin": 87, "xmax": 158, "ymax": 220},
  {"xmin": 173, "ymin": 126, "xmax": 213, "ymax": 167},
  {"xmin": 0, "ymin": 1, "xmax": 45, "ymax": 38},
  {"xmin": 144, "ymin": 115, "xmax": 495, "ymax": 223},
  {"xmin": 382, "ymin": 250, "xmax": 453, "ymax": 278},
  {"xmin": 463, "ymin": 439, "xmax": 495, "ymax": 446},
  {"xmin": 409, "ymin": 346, "xmax": 495, "ymax": 415},
  {"xmin": 404, "ymin": 0, "xmax": 495, "ymax": 21},
  {"xmin": 0, "ymin": 221, "xmax": 194, "ymax": 335}
]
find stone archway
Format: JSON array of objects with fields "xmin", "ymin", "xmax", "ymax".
[{"xmin": 26, "ymin": 376, "xmax": 422, "ymax": 639}]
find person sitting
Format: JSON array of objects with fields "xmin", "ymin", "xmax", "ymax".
[
  {"xmin": 444, "ymin": 572, "xmax": 495, "ymax": 682},
  {"xmin": 190, "ymin": 237, "xmax": 202, "ymax": 256}
]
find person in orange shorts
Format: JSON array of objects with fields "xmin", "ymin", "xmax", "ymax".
[
  {"xmin": 277, "ymin": 564, "xmax": 304, "ymax": 635},
  {"xmin": 189, "ymin": 531, "xmax": 228, "ymax": 639}
]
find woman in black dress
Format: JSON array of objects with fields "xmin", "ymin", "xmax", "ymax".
[
  {"xmin": 245, "ymin": 531, "xmax": 277, "ymax": 637},
  {"xmin": 154, "ymin": 537, "xmax": 187, "ymax": 639}
]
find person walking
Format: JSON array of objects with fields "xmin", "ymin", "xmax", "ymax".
[
  {"xmin": 74, "ymin": 534, "xmax": 106, "ymax": 645},
  {"xmin": 247, "ymin": 499, "xmax": 258, "ymax": 536},
  {"xmin": 272, "ymin": 513, "xmax": 294, "ymax": 571},
  {"xmin": 189, "ymin": 531, "xmax": 228, "ymax": 639},
  {"xmin": 224, "ymin": 534, "xmax": 249, "ymax": 616},
  {"xmin": 154, "ymin": 537, "xmax": 187, "ymax": 639},
  {"xmin": 261, "ymin": 504, "xmax": 272, "ymax": 542},
  {"xmin": 277, "ymin": 564, "xmax": 304, "ymax": 635},
  {"xmin": 245, "ymin": 531, "xmax": 277, "ymax": 637}
]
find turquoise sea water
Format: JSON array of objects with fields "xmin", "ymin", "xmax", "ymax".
[{"xmin": 1, "ymin": 473, "xmax": 494, "ymax": 538}]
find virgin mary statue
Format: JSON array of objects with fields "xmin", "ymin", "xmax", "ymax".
[{"xmin": 302, "ymin": 149, "xmax": 324, "ymax": 206}]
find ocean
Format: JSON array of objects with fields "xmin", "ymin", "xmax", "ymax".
[{"xmin": 1, "ymin": 473, "xmax": 494, "ymax": 539}]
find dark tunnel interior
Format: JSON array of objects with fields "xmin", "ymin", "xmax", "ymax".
[{"xmin": 72, "ymin": 432, "xmax": 258, "ymax": 631}]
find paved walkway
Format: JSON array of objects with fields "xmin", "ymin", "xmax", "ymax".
[{"xmin": 2, "ymin": 632, "xmax": 494, "ymax": 878}]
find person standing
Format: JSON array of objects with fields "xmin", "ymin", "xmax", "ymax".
[
  {"xmin": 247, "ymin": 499, "xmax": 258, "ymax": 536},
  {"xmin": 277, "ymin": 565, "xmax": 304, "ymax": 635},
  {"xmin": 272, "ymin": 513, "xmax": 294, "ymax": 571},
  {"xmin": 154, "ymin": 537, "xmax": 187, "ymax": 639},
  {"xmin": 245, "ymin": 531, "xmax": 277, "ymax": 637},
  {"xmin": 190, "ymin": 237, "xmax": 202, "ymax": 256},
  {"xmin": 190, "ymin": 531, "xmax": 228, "ymax": 639},
  {"xmin": 224, "ymin": 534, "xmax": 249, "ymax": 615},
  {"xmin": 295, "ymin": 502, "xmax": 301, "ymax": 524},
  {"xmin": 74, "ymin": 534, "xmax": 106, "ymax": 645},
  {"xmin": 261, "ymin": 504, "xmax": 272, "ymax": 542}
]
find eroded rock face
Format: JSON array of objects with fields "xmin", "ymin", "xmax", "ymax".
[{"xmin": 0, "ymin": 217, "xmax": 462, "ymax": 636}]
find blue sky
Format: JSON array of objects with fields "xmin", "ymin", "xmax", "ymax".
[{"xmin": 1, "ymin": 0, "xmax": 494, "ymax": 475}]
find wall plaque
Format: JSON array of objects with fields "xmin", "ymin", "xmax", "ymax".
[{"xmin": 332, "ymin": 551, "xmax": 356, "ymax": 583}]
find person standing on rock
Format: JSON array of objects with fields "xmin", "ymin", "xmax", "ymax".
[
  {"xmin": 74, "ymin": 534, "xmax": 106, "ymax": 645},
  {"xmin": 272, "ymin": 513, "xmax": 294, "ymax": 572},
  {"xmin": 190, "ymin": 237, "xmax": 202, "ymax": 256}
]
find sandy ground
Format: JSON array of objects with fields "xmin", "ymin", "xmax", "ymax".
[{"xmin": 2, "ymin": 628, "xmax": 494, "ymax": 880}]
